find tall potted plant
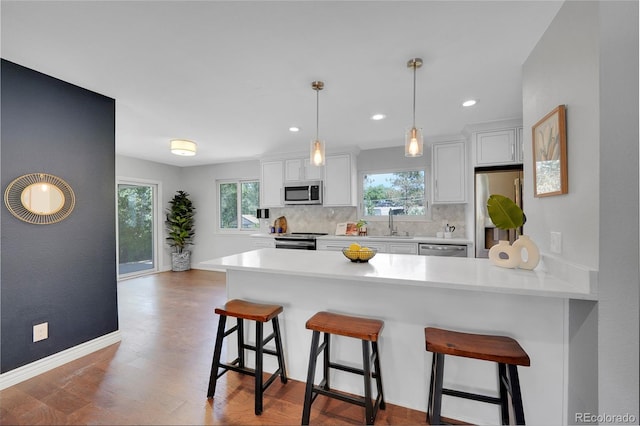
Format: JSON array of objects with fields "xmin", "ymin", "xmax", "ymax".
[{"xmin": 166, "ymin": 190, "xmax": 195, "ymax": 271}]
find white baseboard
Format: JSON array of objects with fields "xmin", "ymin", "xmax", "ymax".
[{"xmin": 0, "ymin": 330, "xmax": 122, "ymax": 390}]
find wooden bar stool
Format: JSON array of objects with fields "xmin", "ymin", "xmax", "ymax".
[
  {"xmin": 207, "ymin": 299, "xmax": 287, "ymax": 415},
  {"xmin": 302, "ymin": 311, "xmax": 385, "ymax": 425},
  {"xmin": 425, "ymin": 327, "xmax": 530, "ymax": 425}
]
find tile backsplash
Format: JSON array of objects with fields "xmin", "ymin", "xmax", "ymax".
[{"xmin": 266, "ymin": 204, "xmax": 466, "ymax": 238}]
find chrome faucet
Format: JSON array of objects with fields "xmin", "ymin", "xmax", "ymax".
[{"xmin": 388, "ymin": 211, "xmax": 397, "ymax": 236}]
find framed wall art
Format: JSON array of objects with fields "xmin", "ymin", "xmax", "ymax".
[{"xmin": 532, "ymin": 105, "xmax": 567, "ymax": 197}]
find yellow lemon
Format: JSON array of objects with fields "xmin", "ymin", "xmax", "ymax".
[
  {"xmin": 359, "ymin": 246, "xmax": 372, "ymax": 253},
  {"xmin": 348, "ymin": 243, "xmax": 361, "ymax": 251}
]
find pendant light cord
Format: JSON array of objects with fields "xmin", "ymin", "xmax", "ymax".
[
  {"xmin": 316, "ymin": 87, "xmax": 320, "ymax": 141},
  {"xmin": 412, "ymin": 62, "xmax": 417, "ymax": 128}
]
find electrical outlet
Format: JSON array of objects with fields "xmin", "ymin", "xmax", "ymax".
[
  {"xmin": 550, "ymin": 232, "xmax": 562, "ymax": 254},
  {"xmin": 33, "ymin": 322, "xmax": 48, "ymax": 342}
]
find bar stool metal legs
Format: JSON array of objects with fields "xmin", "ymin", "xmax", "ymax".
[{"xmin": 207, "ymin": 300, "xmax": 287, "ymax": 416}]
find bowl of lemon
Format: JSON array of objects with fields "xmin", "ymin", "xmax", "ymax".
[{"xmin": 342, "ymin": 243, "xmax": 377, "ymax": 263}]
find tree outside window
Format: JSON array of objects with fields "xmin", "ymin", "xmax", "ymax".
[
  {"xmin": 363, "ymin": 171, "xmax": 425, "ymax": 217},
  {"xmin": 219, "ymin": 180, "xmax": 260, "ymax": 230}
]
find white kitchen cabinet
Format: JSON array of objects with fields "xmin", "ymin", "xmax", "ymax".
[
  {"xmin": 517, "ymin": 126, "xmax": 524, "ymax": 163},
  {"xmin": 284, "ymin": 158, "xmax": 323, "ymax": 182},
  {"xmin": 315, "ymin": 241, "xmax": 347, "ymax": 251},
  {"xmin": 386, "ymin": 242, "xmax": 418, "ymax": 254},
  {"xmin": 432, "ymin": 141, "xmax": 466, "ymax": 203},
  {"xmin": 317, "ymin": 239, "xmax": 387, "ymax": 252},
  {"xmin": 260, "ymin": 160, "xmax": 284, "ymax": 207},
  {"xmin": 323, "ymin": 153, "xmax": 357, "ymax": 206},
  {"xmin": 474, "ymin": 128, "xmax": 521, "ymax": 166},
  {"xmin": 357, "ymin": 241, "xmax": 387, "ymax": 252},
  {"xmin": 316, "ymin": 238, "xmax": 418, "ymax": 254},
  {"xmin": 251, "ymin": 236, "xmax": 275, "ymax": 249}
]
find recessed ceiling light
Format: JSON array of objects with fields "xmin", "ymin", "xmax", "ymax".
[
  {"xmin": 289, "ymin": 127, "xmax": 300, "ymax": 132},
  {"xmin": 371, "ymin": 114, "xmax": 386, "ymax": 121},
  {"xmin": 462, "ymin": 99, "xmax": 477, "ymax": 107}
]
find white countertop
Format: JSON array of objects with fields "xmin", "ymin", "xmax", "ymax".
[{"xmin": 200, "ymin": 248, "xmax": 596, "ymax": 300}]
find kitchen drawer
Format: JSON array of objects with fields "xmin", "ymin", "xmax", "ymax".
[{"xmin": 387, "ymin": 243, "xmax": 418, "ymax": 255}]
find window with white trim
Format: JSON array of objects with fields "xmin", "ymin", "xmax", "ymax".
[
  {"xmin": 218, "ymin": 180, "xmax": 260, "ymax": 230},
  {"xmin": 361, "ymin": 170, "xmax": 427, "ymax": 219}
]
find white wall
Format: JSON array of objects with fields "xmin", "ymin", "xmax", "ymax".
[
  {"xmin": 523, "ymin": 1, "xmax": 639, "ymax": 422},
  {"xmin": 523, "ymin": 1, "xmax": 600, "ymax": 268},
  {"xmin": 180, "ymin": 160, "xmax": 262, "ymax": 266},
  {"xmin": 596, "ymin": 0, "xmax": 639, "ymax": 420}
]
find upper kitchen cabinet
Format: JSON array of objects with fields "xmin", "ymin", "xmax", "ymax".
[
  {"xmin": 260, "ymin": 160, "xmax": 284, "ymax": 207},
  {"xmin": 432, "ymin": 140, "xmax": 466, "ymax": 203},
  {"xmin": 323, "ymin": 153, "xmax": 357, "ymax": 206},
  {"xmin": 467, "ymin": 120, "xmax": 523, "ymax": 167},
  {"xmin": 517, "ymin": 126, "xmax": 524, "ymax": 163},
  {"xmin": 284, "ymin": 157, "xmax": 323, "ymax": 182}
]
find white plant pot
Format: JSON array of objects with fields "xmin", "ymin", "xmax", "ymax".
[{"xmin": 171, "ymin": 251, "xmax": 191, "ymax": 272}]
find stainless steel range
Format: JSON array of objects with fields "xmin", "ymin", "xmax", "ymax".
[{"xmin": 274, "ymin": 232, "xmax": 328, "ymax": 250}]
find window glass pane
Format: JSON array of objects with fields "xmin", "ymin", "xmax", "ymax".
[
  {"xmin": 219, "ymin": 183, "xmax": 238, "ymax": 228},
  {"xmin": 241, "ymin": 181, "xmax": 260, "ymax": 229},
  {"xmin": 363, "ymin": 171, "xmax": 425, "ymax": 216},
  {"xmin": 118, "ymin": 184, "xmax": 155, "ymax": 275}
]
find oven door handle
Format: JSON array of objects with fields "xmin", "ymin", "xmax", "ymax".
[{"xmin": 275, "ymin": 240, "xmax": 315, "ymax": 249}]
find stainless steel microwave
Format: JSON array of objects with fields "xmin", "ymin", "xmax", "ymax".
[{"xmin": 283, "ymin": 181, "xmax": 323, "ymax": 205}]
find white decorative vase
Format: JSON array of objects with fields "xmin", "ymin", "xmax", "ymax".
[
  {"xmin": 512, "ymin": 235, "xmax": 540, "ymax": 270},
  {"xmin": 488, "ymin": 240, "xmax": 520, "ymax": 269},
  {"xmin": 171, "ymin": 251, "xmax": 191, "ymax": 272}
]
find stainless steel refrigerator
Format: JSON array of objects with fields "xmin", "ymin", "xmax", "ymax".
[{"xmin": 474, "ymin": 166, "xmax": 523, "ymax": 258}]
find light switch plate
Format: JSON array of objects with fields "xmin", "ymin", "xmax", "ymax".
[{"xmin": 550, "ymin": 232, "xmax": 562, "ymax": 254}]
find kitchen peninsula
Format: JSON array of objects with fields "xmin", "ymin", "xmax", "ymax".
[{"xmin": 200, "ymin": 248, "xmax": 597, "ymax": 425}]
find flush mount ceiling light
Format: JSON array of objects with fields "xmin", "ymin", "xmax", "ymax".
[
  {"xmin": 310, "ymin": 80, "xmax": 326, "ymax": 166},
  {"xmin": 405, "ymin": 57, "xmax": 424, "ymax": 157},
  {"xmin": 289, "ymin": 127, "xmax": 300, "ymax": 132},
  {"xmin": 170, "ymin": 139, "xmax": 197, "ymax": 156},
  {"xmin": 371, "ymin": 113, "xmax": 386, "ymax": 121},
  {"xmin": 462, "ymin": 99, "xmax": 477, "ymax": 107}
]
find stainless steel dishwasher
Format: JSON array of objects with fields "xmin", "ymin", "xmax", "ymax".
[{"xmin": 418, "ymin": 243, "xmax": 468, "ymax": 257}]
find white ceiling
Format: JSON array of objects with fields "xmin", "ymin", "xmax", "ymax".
[{"xmin": 1, "ymin": 1, "xmax": 563, "ymax": 167}]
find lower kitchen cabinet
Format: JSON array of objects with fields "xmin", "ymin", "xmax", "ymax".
[
  {"xmin": 387, "ymin": 242, "xmax": 418, "ymax": 254},
  {"xmin": 317, "ymin": 238, "xmax": 418, "ymax": 254},
  {"xmin": 250, "ymin": 235, "xmax": 276, "ymax": 249}
]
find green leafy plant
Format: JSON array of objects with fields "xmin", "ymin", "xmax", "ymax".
[
  {"xmin": 166, "ymin": 190, "xmax": 195, "ymax": 253},
  {"xmin": 356, "ymin": 219, "xmax": 368, "ymax": 229},
  {"xmin": 486, "ymin": 194, "xmax": 526, "ymax": 231}
]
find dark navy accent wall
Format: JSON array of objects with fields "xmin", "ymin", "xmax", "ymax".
[{"xmin": 1, "ymin": 59, "xmax": 118, "ymax": 373}]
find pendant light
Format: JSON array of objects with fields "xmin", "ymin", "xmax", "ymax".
[
  {"xmin": 310, "ymin": 81, "xmax": 325, "ymax": 166},
  {"xmin": 405, "ymin": 58, "xmax": 424, "ymax": 157}
]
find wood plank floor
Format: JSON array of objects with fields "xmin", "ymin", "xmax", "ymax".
[{"xmin": 0, "ymin": 270, "xmax": 428, "ymax": 425}]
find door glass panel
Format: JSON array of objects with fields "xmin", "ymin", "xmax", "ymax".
[{"xmin": 118, "ymin": 183, "xmax": 155, "ymax": 276}]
